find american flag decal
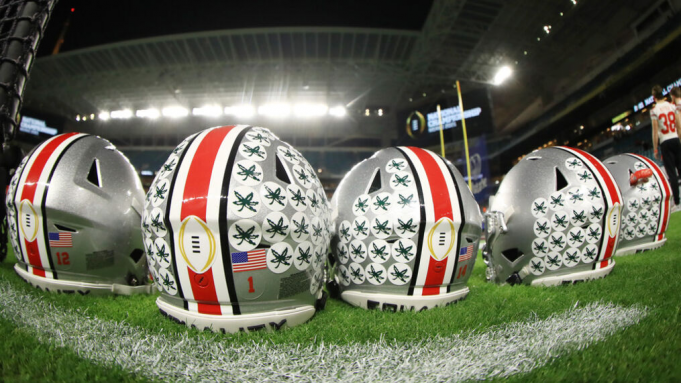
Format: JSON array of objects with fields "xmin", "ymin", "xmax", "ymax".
[
  {"xmin": 458, "ymin": 245, "xmax": 474, "ymax": 262},
  {"xmin": 48, "ymin": 232, "xmax": 73, "ymax": 248},
  {"xmin": 231, "ymin": 248, "xmax": 267, "ymax": 272}
]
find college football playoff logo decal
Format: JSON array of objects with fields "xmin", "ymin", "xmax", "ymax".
[
  {"xmin": 427, "ymin": 217, "xmax": 456, "ymax": 261},
  {"xmin": 19, "ymin": 200, "xmax": 39, "ymax": 242},
  {"xmin": 178, "ymin": 215, "xmax": 217, "ymax": 273}
]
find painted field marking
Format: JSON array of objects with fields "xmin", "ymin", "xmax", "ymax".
[{"xmin": 0, "ymin": 280, "xmax": 646, "ymax": 382}]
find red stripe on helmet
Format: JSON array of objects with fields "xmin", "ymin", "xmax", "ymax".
[
  {"xmin": 405, "ymin": 147, "xmax": 454, "ymax": 296},
  {"xmin": 557, "ymin": 147, "xmax": 621, "ymax": 265},
  {"xmin": 20, "ymin": 132, "xmax": 80, "ymax": 277},
  {"xmin": 562, "ymin": 147, "xmax": 621, "ymax": 205},
  {"xmin": 180, "ymin": 126, "xmax": 237, "ymax": 315}
]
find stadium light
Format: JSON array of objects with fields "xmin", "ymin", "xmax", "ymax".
[
  {"xmin": 329, "ymin": 105, "xmax": 347, "ymax": 117},
  {"xmin": 258, "ymin": 103, "xmax": 291, "ymax": 118},
  {"xmin": 493, "ymin": 66, "xmax": 512, "ymax": 86},
  {"xmin": 192, "ymin": 105, "xmax": 222, "ymax": 117},
  {"xmin": 98, "ymin": 112, "xmax": 110, "ymax": 121},
  {"xmin": 162, "ymin": 106, "xmax": 189, "ymax": 118},
  {"xmin": 110, "ymin": 109, "xmax": 132, "ymax": 119},
  {"xmin": 136, "ymin": 108, "xmax": 160, "ymax": 119},
  {"xmin": 293, "ymin": 103, "xmax": 328, "ymax": 118},
  {"xmin": 225, "ymin": 104, "xmax": 255, "ymax": 118}
]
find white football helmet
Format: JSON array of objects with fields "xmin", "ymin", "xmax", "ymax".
[
  {"xmin": 604, "ymin": 153, "xmax": 671, "ymax": 255},
  {"xmin": 144, "ymin": 125, "xmax": 330, "ymax": 332},
  {"xmin": 329, "ymin": 146, "xmax": 482, "ymax": 311},
  {"xmin": 7, "ymin": 133, "xmax": 150, "ymax": 295},
  {"xmin": 483, "ymin": 146, "xmax": 622, "ymax": 286}
]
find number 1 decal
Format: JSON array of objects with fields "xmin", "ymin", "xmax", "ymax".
[{"xmin": 247, "ymin": 276, "xmax": 255, "ymax": 293}]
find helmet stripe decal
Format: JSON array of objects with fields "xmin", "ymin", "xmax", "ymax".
[
  {"xmin": 13, "ymin": 132, "xmax": 84, "ymax": 279},
  {"xmin": 37, "ymin": 134, "xmax": 89, "ymax": 279},
  {"xmin": 168, "ymin": 125, "xmax": 247, "ymax": 315},
  {"xmin": 399, "ymin": 147, "xmax": 461, "ymax": 296},
  {"xmin": 216, "ymin": 127, "xmax": 252, "ymax": 316},
  {"xmin": 168, "ymin": 131, "xmax": 208, "ymax": 311},
  {"xmin": 628, "ymin": 154, "xmax": 671, "ymax": 242},
  {"xmin": 424, "ymin": 150, "xmax": 465, "ymax": 294},
  {"xmin": 163, "ymin": 134, "xmax": 204, "ymax": 304},
  {"xmin": 555, "ymin": 147, "xmax": 622, "ymax": 270}
]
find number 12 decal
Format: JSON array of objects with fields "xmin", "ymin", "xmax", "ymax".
[{"xmin": 56, "ymin": 252, "xmax": 70, "ymax": 265}]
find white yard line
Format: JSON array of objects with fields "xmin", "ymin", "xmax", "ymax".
[{"xmin": 0, "ymin": 280, "xmax": 646, "ymax": 382}]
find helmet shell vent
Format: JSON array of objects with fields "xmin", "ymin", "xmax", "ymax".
[
  {"xmin": 87, "ymin": 158, "xmax": 102, "ymax": 187},
  {"xmin": 366, "ymin": 168, "xmax": 382, "ymax": 194}
]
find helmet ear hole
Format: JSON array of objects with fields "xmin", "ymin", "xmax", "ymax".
[
  {"xmin": 129, "ymin": 248, "xmax": 144, "ymax": 263},
  {"xmin": 367, "ymin": 168, "xmax": 382, "ymax": 194},
  {"xmin": 555, "ymin": 167, "xmax": 568, "ymax": 191},
  {"xmin": 501, "ymin": 248, "xmax": 523, "ymax": 263}
]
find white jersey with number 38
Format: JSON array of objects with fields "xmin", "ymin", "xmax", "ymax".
[{"xmin": 651, "ymin": 100, "xmax": 678, "ymax": 144}]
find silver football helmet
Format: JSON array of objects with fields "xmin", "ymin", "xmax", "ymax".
[
  {"xmin": 604, "ymin": 153, "xmax": 671, "ymax": 255},
  {"xmin": 483, "ymin": 146, "xmax": 622, "ymax": 286},
  {"xmin": 7, "ymin": 133, "xmax": 150, "ymax": 295},
  {"xmin": 329, "ymin": 147, "xmax": 482, "ymax": 311},
  {"xmin": 144, "ymin": 125, "xmax": 330, "ymax": 332}
]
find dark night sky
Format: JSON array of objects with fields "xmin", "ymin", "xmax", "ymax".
[{"xmin": 39, "ymin": 0, "xmax": 433, "ymax": 56}]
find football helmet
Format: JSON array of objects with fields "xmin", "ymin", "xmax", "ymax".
[
  {"xmin": 329, "ymin": 146, "xmax": 482, "ymax": 311},
  {"xmin": 603, "ymin": 153, "xmax": 671, "ymax": 255},
  {"xmin": 7, "ymin": 133, "xmax": 150, "ymax": 295},
  {"xmin": 144, "ymin": 125, "xmax": 330, "ymax": 332},
  {"xmin": 483, "ymin": 146, "xmax": 622, "ymax": 286}
]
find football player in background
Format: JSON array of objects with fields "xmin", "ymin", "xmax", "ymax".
[{"xmin": 651, "ymin": 85, "xmax": 681, "ymax": 212}]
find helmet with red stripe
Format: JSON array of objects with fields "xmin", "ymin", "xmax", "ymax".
[
  {"xmin": 6, "ymin": 133, "xmax": 150, "ymax": 295},
  {"xmin": 483, "ymin": 147, "xmax": 622, "ymax": 286},
  {"xmin": 144, "ymin": 125, "xmax": 330, "ymax": 332},
  {"xmin": 329, "ymin": 147, "xmax": 482, "ymax": 311},
  {"xmin": 603, "ymin": 154, "xmax": 671, "ymax": 255}
]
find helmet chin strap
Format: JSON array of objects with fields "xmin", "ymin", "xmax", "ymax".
[
  {"xmin": 315, "ymin": 290, "xmax": 328, "ymax": 311},
  {"xmin": 505, "ymin": 265, "xmax": 531, "ymax": 286}
]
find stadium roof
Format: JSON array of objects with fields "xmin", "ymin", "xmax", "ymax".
[{"xmin": 22, "ymin": 0, "xmax": 681, "ymax": 163}]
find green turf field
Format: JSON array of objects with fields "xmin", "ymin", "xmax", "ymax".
[{"xmin": 1, "ymin": 214, "xmax": 680, "ymax": 381}]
